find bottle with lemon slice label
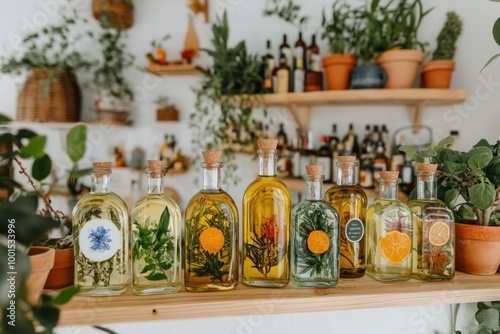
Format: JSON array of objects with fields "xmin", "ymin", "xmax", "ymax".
[
  {"xmin": 184, "ymin": 151, "xmax": 239, "ymax": 291},
  {"xmin": 366, "ymin": 171, "xmax": 413, "ymax": 281},
  {"xmin": 292, "ymin": 165, "xmax": 340, "ymax": 287},
  {"xmin": 407, "ymin": 164, "xmax": 455, "ymax": 280}
]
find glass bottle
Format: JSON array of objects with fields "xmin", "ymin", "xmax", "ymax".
[
  {"xmin": 243, "ymin": 139, "xmax": 291, "ymax": 287},
  {"xmin": 73, "ymin": 162, "xmax": 129, "ymax": 296},
  {"xmin": 366, "ymin": 171, "xmax": 412, "ymax": 281},
  {"xmin": 131, "ymin": 160, "xmax": 181, "ymax": 295},
  {"xmin": 324, "ymin": 156, "xmax": 367, "ymax": 278},
  {"xmin": 407, "ymin": 164, "xmax": 454, "ymax": 280},
  {"xmin": 292, "ymin": 165, "xmax": 340, "ymax": 287},
  {"xmin": 184, "ymin": 151, "xmax": 239, "ymax": 291}
]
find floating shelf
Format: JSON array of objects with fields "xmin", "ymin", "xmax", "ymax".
[
  {"xmin": 1, "ymin": 121, "xmax": 132, "ymax": 131},
  {"xmin": 144, "ymin": 63, "xmax": 205, "ymax": 76},
  {"xmin": 57, "ymin": 272, "xmax": 500, "ymax": 327}
]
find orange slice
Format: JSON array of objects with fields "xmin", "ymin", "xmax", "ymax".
[
  {"xmin": 307, "ymin": 230, "xmax": 330, "ymax": 254},
  {"xmin": 199, "ymin": 227, "xmax": 225, "ymax": 254},
  {"xmin": 428, "ymin": 221, "xmax": 450, "ymax": 247},
  {"xmin": 378, "ymin": 230, "xmax": 411, "ymax": 265}
]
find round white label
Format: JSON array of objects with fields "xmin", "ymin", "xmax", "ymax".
[{"xmin": 79, "ymin": 218, "xmax": 120, "ymax": 262}]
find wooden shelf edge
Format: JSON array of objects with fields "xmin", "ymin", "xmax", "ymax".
[
  {"xmin": 57, "ymin": 272, "xmax": 500, "ymax": 327},
  {"xmin": 144, "ymin": 64, "xmax": 205, "ymax": 76}
]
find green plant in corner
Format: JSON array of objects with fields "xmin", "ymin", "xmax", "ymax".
[{"xmin": 190, "ymin": 12, "xmax": 265, "ymax": 186}]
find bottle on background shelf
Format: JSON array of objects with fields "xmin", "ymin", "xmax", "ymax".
[
  {"xmin": 305, "ymin": 34, "xmax": 322, "ymax": 91},
  {"xmin": 262, "ymin": 39, "xmax": 275, "ymax": 93},
  {"xmin": 359, "ymin": 144, "xmax": 374, "ymax": 189},
  {"xmin": 273, "ymin": 52, "xmax": 290, "ymax": 93},
  {"xmin": 293, "ymin": 31, "xmax": 306, "ymax": 93},
  {"xmin": 279, "ymin": 34, "xmax": 292, "ymax": 82},
  {"xmin": 184, "ymin": 151, "xmax": 239, "ymax": 291},
  {"xmin": 448, "ymin": 130, "xmax": 460, "ymax": 151},
  {"xmin": 373, "ymin": 133, "xmax": 389, "ymax": 191},
  {"xmin": 277, "ymin": 123, "xmax": 288, "ymax": 151},
  {"xmin": 366, "ymin": 171, "xmax": 412, "ymax": 281},
  {"xmin": 316, "ymin": 135, "xmax": 333, "ymax": 183},
  {"xmin": 292, "ymin": 165, "xmax": 340, "ymax": 287},
  {"xmin": 381, "ymin": 124, "xmax": 390, "ymax": 159},
  {"xmin": 242, "ymin": 139, "xmax": 291, "ymax": 287},
  {"xmin": 407, "ymin": 164, "xmax": 455, "ymax": 281},
  {"xmin": 399, "ymin": 155, "xmax": 415, "ymax": 196},
  {"xmin": 131, "ymin": 160, "xmax": 182, "ymax": 295},
  {"xmin": 324, "ymin": 156, "xmax": 367, "ymax": 278},
  {"xmin": 73, "ymin": 162, "xmax": 129, "ymax": 296}
]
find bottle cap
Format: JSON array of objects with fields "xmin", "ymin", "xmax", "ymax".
[
  {"xmin": 202, "ymin": 151, "xmax": 222, "ymax": 169},
  {"xmin": 305, "ymin": 165, "xmax": 323, "ymax": 181},
  {"xmin": 337, "ymin": 156, "xmax": 356, "ymax": 163},
  {"xmin": 379, "ymin": 171, "xmax": 399, "ymax": 181},
  {"xmin": 148, "ymin": 160, "xmax": 165, "ymax": 177},
  {"xmin": 92, "ymin": 162, "xmax": 111, "ymax": 177},
  {"xmin": 416, "ymin": 163, "xmax": 438, "ymax": 181},
  {"xmin": 258, "ymin": 139, "xmax": 278, "ymax": 157}
]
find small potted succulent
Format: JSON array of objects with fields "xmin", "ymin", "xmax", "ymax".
[
  {"xmin": 421, "ymin": 11, "xmax": 463, "ymax": 88},
  {"xmin": 401, "ymin": 137, "xmax": 500, "ymax": 276},
  {"xmin": 154, "ymin": 95, "xmax": 179, "ymax": 121}
]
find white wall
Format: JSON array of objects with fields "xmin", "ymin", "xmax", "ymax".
[{"xmin": 0, "ymin": 0, "xmax": 496, "ymax": 332}]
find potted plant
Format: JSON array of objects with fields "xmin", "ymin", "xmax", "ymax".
[
  {"xmin": 421, "ymin": 11, "xmax": 463, "ymax": 88},
  {"xmin": 401, "ymin": 137, "xmax": 500, "ymax": 275},
  {"xmin": 155, "ymin": 95, "xmax": 179, "ymax": 121},
  {"xmin": 92, "ymin": 0, "xmax": 134, "ymax": 29},
  {"xmin": 93, "ymin": 28, "xmax": 135, "ymax": 125},
  {"xmin": 375, "ymin": 0, "xmax": 433, "ymax": 88},
  {"xmin": 0, "ymin": 8, "xmax": 95, "ymax": 123},
  {"xmin": 320, "ymin": 1, "xmax": 359, "ymax": 90}
]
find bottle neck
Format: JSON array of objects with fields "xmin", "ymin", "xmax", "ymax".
[
  {"xmin": 202, "ymin": 165, "xmax": 221, "ymax": 191},
  {"xmin": 147, "ymin": 169, "xmax": 164, "ymax": 194},
  {"xmin": 379, "ymin": 180, "xmax": 398, "ymax": 200},
  {"xmin": 416, "ymin": 174, "xmax": 437, "ymax": 200},
  {"xmin": 305, "ymin": 177, "xmax": 323, "ymax": 200},
  {"xmin": 91, "ymin": 170, "xmax": 111, "ymax": 194},
  {"xmin": 337, "ymin": 162, "xmax": 356, "ymax": 185},
  {"xmin": 259, "ymin": 150, "xmax": 276, "ymax": 176}
]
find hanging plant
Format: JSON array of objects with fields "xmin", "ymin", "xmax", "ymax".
[
  {"xmin": 263, "ymin": 0, "xmax": 309, "ymax": 28},
  {"xmin": 190, "ymin": 12, "xmax": 266, "ymax": 186},
  {"xmin": 92, "ymin": 0, "xmax": 134, "ymax": 29}
]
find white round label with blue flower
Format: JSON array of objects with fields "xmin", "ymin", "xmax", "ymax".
[{"xmin": 79, "ymin": 219, "xmax": 120, "ymax": 262}]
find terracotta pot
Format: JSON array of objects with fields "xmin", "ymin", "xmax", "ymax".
[
  {"xmin": 455, "ymin": 222, "xmax": 500, "ymax": 275},
  {"xmin": 44, "ymin": 248, "xmax": 74, "ymax": 289},
  {"xmin": 421, "ymin": 60, "xmax": 455, "ymax": 89},
  {"xmin": 376, "ymin": 49, "xmax": 424, "ymax": 88},
  {"xmin": 322, "ymin": 54, "xmax": 357, "ymax": 90},
  {"xmin": 27, "ymin": 247, "xmax": 55, "ymax": 304}
]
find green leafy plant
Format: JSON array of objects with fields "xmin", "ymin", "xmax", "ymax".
[
  {"xmin": 154, "ymin": 95, "xmax": 175, "ymax": 109},
  {"xmin": 263, "ymin": 0, "xmax": 308, "ymax": 28},
  {"xmin": 432, "ymin": 11, "xmax": 463, "ymax": 60},
  {"xmin": 482, "ymin": 0, "xmax": 500, "ymax": 71},
  {"xmin": 132, "ymin": 207, "xmax": 176, "ymax": 281},
  {"xmin": 190, "ymin": 12, "xmax": 265, "ymax": 186},
  {"xmin": 321, "ymin": 1, "xmax": 360, "ymax": 55},
  {"xmin": 400, "ymin": 136, "xmax": 500, "ymax": 226},
  {"xmin": 475, "ymin": 301, "xmax": 500, "ymax": 334}
]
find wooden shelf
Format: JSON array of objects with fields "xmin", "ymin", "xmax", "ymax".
[
  {"xmin": 57, "ymin": 272, "xmax": 500, "ymax": 327},
  {"xmin": 144, "ymin": 63, "xmax": 205, "ymax": 76},
  {"xmin": 234, "ymin": 89, "xmax": 467, "ymax": 132},
  {"xmin": 1, "ymin": 121, "xmax": 131, "ymax": 131}
]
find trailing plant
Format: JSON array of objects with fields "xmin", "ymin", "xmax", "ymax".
[
  {"xmin": 321, "ymin": 1, "xmax": 360, "ymax": 55},
  {"xmin": 432, "ymin": 11, "xmax": 463, "ymax": 60},
  {"xmin": 263, "ymin": 0, "xmax": 309, "ymax": 28},
  {"xmin": 190, "ymin": 12, "xmax": 265, "ymax": 186},
  {"xmin": 475, "ymin": 301, "xmax": 500, "ymax": 334},
  {"xmin": 400, "ymin": 136, "xmax": 500, "ymax": 226}
]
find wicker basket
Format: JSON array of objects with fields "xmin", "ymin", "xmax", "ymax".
[
  {"xmin": 17, "ymin": 68, "xmax": 81, "ymax": 123},
  {"xmin": 92, "ymin": 0, "xmax": 134, "ymax": 29}
]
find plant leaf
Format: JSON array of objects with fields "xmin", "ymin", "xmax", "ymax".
[
  {"xmin": 51, "ymin": 285, "xmax": 81, "ymax": 305},
  {"xmin": 66, "ymin": 124, "xmax": 87, "ymax": 163},
  {"xmin": 493, "ymin": 17, "xmax": 500, "ymax": 45},
  {"xmin": 476, "ymin": 308, "xmax": 500, "ymax": 330},
  {"xmin": 32, "ymin": 304, "xmax": 60, "ymax": 330},
  {"xmin": 32, "ymin": 154, "xmax": 52, "ymax": 181},
  {"xmin": 0, "ymin": 114, "xmax": 12, "ymax": 123},
  {"xmin": 469, "ymin": 183, "xmax": 495, "ymax": 210},
  {"xmin": 158, "ymin": 206, "xmax": 170, "ymax": 235},
  {"xmin": 445, "ymin": 189, "xmax": 459, "ymax": 207},
  {"xmin": 437, "ymin": 135, "xmax": 455, "ymax": 148},
  {"xmin": 442, "ymin": 161, "xmax": 467, "ymax": 174},
  {"xmin": 399, "ymin": 145, "xmax": 416, "ymax": 159},
  {"xmin": 145, "ymin": 272, "xmax": 167, "ymax": 281},
  {"xmin": 140, "ymin": 263, "xmax": 155, "ymax": 274},
  {"xmin": 18, "ymin": 135, "xmax": 46, "ymax": 159},
  {"xmin": 467, "ymin": 146, "xmax": 493, "ymax": 170},
  {"xmin": 481, "ymin": 53, "xmax": 500, "ymax": 72}
]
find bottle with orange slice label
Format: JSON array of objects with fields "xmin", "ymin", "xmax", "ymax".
[
  {"xmin": 324, "ymin": 156, "xmax": 368, "ymax": 278},
  {"xmin": 366, "ymin": 171, "xmax": 412, "ymax": 281},
  {"xmin": 184, "ymin": 151, "xmax": 239, "ymax": 291},
  {"xmin": 407, "ymin": 164, "xmax": 455, "ymax": 280},
  {"xmin": 292, "ymin": 165, "xmax": 340, "ymax": 287},
  {"xmin": 131, "ymin": 160, "xmax": 182, "ymax": 295},
  {"xmin": 243, "ymin": 139, "xmax": 291, "ymax": 287}
]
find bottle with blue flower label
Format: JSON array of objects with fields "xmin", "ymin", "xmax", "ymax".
[{"xmin": 73, "ymin": 162, "xmax": 129, "ymax": 296}]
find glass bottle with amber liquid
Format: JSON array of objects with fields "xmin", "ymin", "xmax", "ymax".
[
  {"xmin": 292, "ymin": 165, "xmax": 340, "ymax": 287},
  {"xmin": 243, "ymin": 139, "xmax": 291, "ymax": 287},
  {"xmin": 407, "ymin": 164, "xmax": 454, "ymax": 280},
  {"xmin": 273, "ymin": 52, "xmax": 290, "ymax": 94},
  {"xmin": 73, "ymin": 162, "xmax": 129, "ymax": 296},
  {"xmin": 184, "ymin": 151, "xmax": 239, "ymax": 291},
  {"xmin": 131, "ymin": 160, "xmax": 182, "ymax": 295},
  {"xmin": 366, "ymin": 171, "xmax": 412, "ymax": 281},
  {"xmin": 324, "ymin": 156, "xmax": 367, "ymax": 278}
]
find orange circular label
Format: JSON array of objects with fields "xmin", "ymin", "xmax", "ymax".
[
  {"xmin": 307, "ymin": 230, "xmax": 330, "ymax": 254},
  {"xmin": 199, "ymin": 227, "xmax": 225, "ymax": 254}
]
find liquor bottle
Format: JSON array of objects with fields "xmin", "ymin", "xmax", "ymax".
[
  {"xmin": 277, "ymin": 123, "xmax": 288, "ymax": 151},
  {"xmin": 305, "ymin": 34, "xmax": 322, "ymax": 91},
  {"xmin": 273, "ymin": 52, "xmax": 290, "ymax": 93},
  {"xmin": 329, "ymin": 124, "xmax": 340, "ymax": 152},
  {"xmin": 243, "ymin": 139, "xmax": 291, "ymax": 287},
  {"xmin": 360, "ymin": 125, "xmax": 373, "ymax": 156},
  {"xmin": 373, "ymin": 136, "xmax": 389, "ymax": 190},
  {"xmin": 407, "ymin": 164, "xmax": 455, "ymax": 280},
  {"xmin": 399, "ymin": 155, "xmax": 415, "ymax": 196},
  {"xmin": 262, "ymin": 40, "xmax": 275, "ymax": 93},
  {"xmin": 324, "ymin": 156, "xmax": 367, "ymax": 278},
  {"xmin": 292, "ymin": 165, "xmax": 340, "ymax": 287},
  {"xmin": 316, "ymin": 136, "xmax": 333, "ymax": 183},
  {"xmin": 381, "ymin": 124, "xmax": 390, "ymax": 158},
  {"xmin": 159, "ymin": 134, "xmax": 170, "ymax": 164},
  {"xmin": 366, "ymin": 171, "xmax": 412, "ymax": 281},
  {"xmin": 359, "ymin": 145, "xmax": 374, "ymax": 188},
  {"xmin": 279, "ymin": 34, "xmax": 292, "ymax": 77},
  {"xmin": 73, "ymin": 162, "xmax": 129, "ymax": 296},
  {"xmin": 131, "ymin": 160, "xmax": 182, "ymax": 295},
  {"xmin": 184, "ymin": 152, "xmax": 239, "ymax": 291},
  {"xmin": 293, "ymin": 31, "xmax": 306, "ymax": 93}
]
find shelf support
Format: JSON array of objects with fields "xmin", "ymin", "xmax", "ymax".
[
  {"xmin": 288, "ymin": 104, "xmax": 311, "ymax": 132},
  {"xmin": 412, "ymin": 102, "xmax": 424, "ymax": 134}
]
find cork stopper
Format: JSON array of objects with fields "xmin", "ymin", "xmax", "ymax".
[
  {"xmin": 92, "ymin": 162, "xmax": 111, "ymax": 177},
  {"xmin": 379, "ymin": 171, "xmax": 399, "ymax": 181},
  {"xmin": 148, "ymin": 160, "xmax": 165, "ymax": 178},
  {"xmin": 202, "ymin": 151, "xmax": 222, "ymax": 169},
  {"xmin": 416, "ymin": 163, "xmax": 438, "ymax": 181},
  {"xmin": 257, "ymin": 139, "xmax": 278, "ymax": 151},
  {"xmin": 305, "ymin": 165, "xmax": 323, "ymax": 181},
  {"xmin": 337, "ymin": 156, "xmax": 356, "ymax": 163}
]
